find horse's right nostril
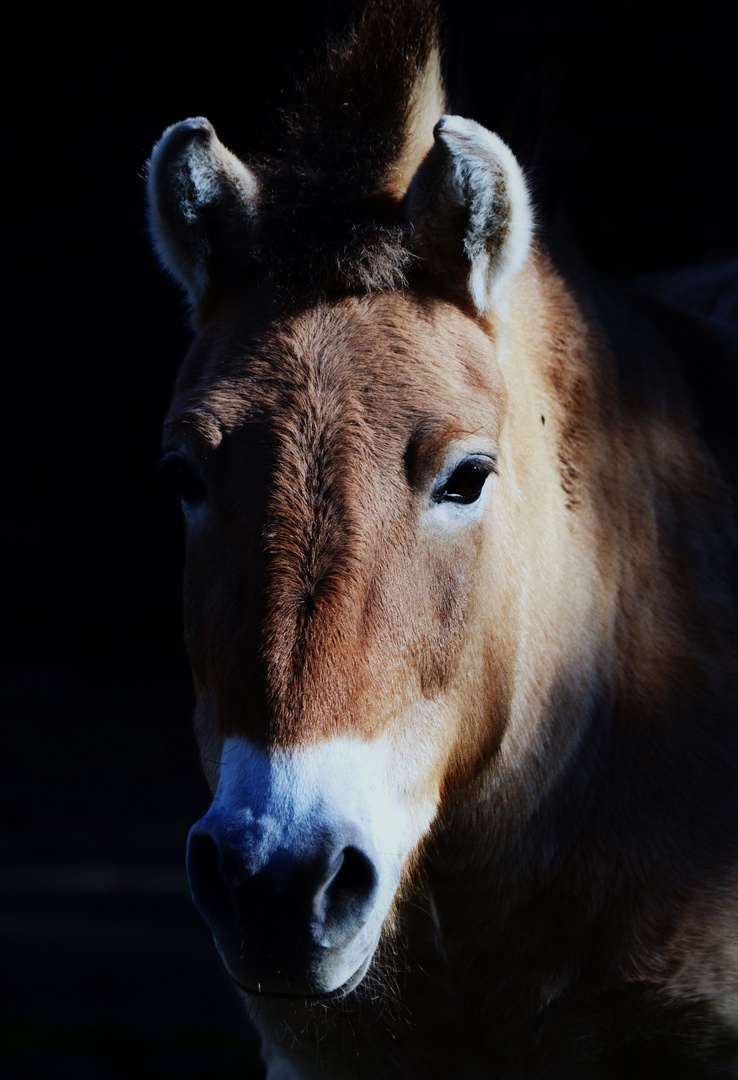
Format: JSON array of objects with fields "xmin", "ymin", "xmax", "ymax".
[{"xmin": 186, "ymin": 828, "xmax": 238, "ymax": 936}]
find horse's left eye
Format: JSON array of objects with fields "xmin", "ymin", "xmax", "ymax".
[
  {"xmin": 436, "ymin": 460, "xmax": 492, "ymax": 505},
  {"xmin": 160, "ymin": 451, "xmax": 207, "ymax": 507}
]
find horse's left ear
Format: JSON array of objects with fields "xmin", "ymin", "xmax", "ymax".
[
  {"xmin": 407, "ymin": 116, "xmax": 533, "ymax": 315},
  {"xmin": 147, "ymin": 117, "xmax": 260, "ymax": 305}
]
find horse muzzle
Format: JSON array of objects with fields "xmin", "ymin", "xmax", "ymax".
[{"xmin": 185, "ymin": 737, "xmax": 405, "ymax": 997}]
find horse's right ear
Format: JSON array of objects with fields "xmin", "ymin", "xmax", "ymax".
[{"xmin": 147, "ymin": 118, "xmax": 260, "ymax": 304}]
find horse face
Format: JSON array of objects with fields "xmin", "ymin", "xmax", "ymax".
[{"xmin": 165, "ymin": 288, "xmax": 511, "ymax": 996}]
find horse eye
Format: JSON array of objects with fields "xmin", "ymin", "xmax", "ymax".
[
  {"xmin": 436, "ymin": 460, "xmax": 491, "ymax": 505},
  {"xmin": 160, "ymin": 451, "xmax": 207, "ymax": 507}
]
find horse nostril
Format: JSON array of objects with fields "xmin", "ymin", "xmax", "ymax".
[
  {"xmin": 186, "ymin": 828, "xmax": 238, "ymax": 935},
  {"xmin": 322, "ymin": 845, "xmax": 379, "ymax": 932}
]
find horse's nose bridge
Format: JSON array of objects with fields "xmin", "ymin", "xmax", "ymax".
[{"xmin": 256, "ymin": 438, "xmax": 384, "ymax": 721}]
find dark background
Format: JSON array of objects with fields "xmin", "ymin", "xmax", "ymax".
[{"xmin": 3, "ymin": 1, "xmax": 736, "ymax": 1076}]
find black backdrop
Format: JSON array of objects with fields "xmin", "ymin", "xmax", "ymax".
[{"xmin": 4, "ymin": 2, "xmax": 736, "ymax": 1077}]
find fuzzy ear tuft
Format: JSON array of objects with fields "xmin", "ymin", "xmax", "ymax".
[
  {"xmin": 407, "ymin": 116, "xmax": 533, "ymax": 315},
  {"xmin": 147, "ymin": 118, "xmax": 260, "ymax": 304}
]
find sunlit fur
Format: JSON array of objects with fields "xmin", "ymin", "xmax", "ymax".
[{"xmin": 149, "ymin": 2, "xmax": 738, "ymax": 1076}]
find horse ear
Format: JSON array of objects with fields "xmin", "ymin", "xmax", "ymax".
[
  {"xmin": 407, "ymin": 116, "xmax": 533, "ymax": 315},
  {"xmin": 147, "ymin": 117, "xmax": 260, "ymax": 304}
]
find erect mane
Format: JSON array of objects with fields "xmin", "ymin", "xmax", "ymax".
[
  {"xmin": 285, "ymin": 0, "xmax": 441, "ymax": 199},
  {"xmin": 251, "ymin": 0, "xmax": 445, "ymax": 302}
]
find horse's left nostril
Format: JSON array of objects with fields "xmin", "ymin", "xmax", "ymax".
[
  {"xmin": 186, "ymin": 826, "xmax": 238, "ymax": 937},
  {"xmin": 320, "ymin": 844, "xmax": 379, "ymax": 943}
]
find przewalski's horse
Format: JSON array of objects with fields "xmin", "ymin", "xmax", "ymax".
[{"xmin": 147, "ymin": 2, "xmax": 738, "ymax": 1075}]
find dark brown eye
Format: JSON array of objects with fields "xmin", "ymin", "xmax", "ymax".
[
  {"xmin": 160, "ymin": 451, "xmax": 207, "ymax": 507},
  {"xmin": 435, "ymin": 460, "xmax": 492, "ymax": 505}
]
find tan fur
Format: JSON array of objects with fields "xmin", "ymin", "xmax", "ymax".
[
  {"xmin": 152, "ymin": 5, "xmax": 738, "ymax": 1075},
  {"xmin": 383, "ymin": 44, "xmax": 446, "ymax": 201},
  {"xmin": 162, "ymin": 254, "xmax": 738, "ymax": 1075}
]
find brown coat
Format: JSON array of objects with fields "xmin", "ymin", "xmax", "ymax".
[{"xmin": 148, "ymin": 2, "xmax": 738, "ymax": 1075}]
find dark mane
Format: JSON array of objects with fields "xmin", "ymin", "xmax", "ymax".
[{"xmin": 249, "ymin": 0, "xmax": 440, "ymax": 302}]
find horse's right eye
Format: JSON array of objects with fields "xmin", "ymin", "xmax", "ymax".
[{"xmin": 160, "ymin": 451, "xmax": 207, "ymax": 507}]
